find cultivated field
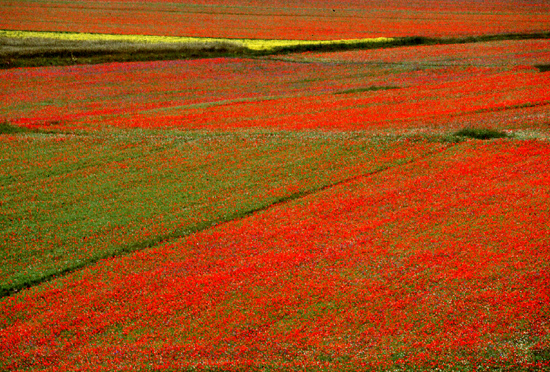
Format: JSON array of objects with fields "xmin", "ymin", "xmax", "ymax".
[
  {"xmin": 1, "ymin": 1, "xmax": 550, "ymax": 371},
  {"xmin": 1, "ymin": 0, "xmax": 549, "ymax": 39}
]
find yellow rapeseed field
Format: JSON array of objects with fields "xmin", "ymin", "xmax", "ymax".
[{"xmin": 0, "ymin": 30, "xmax": 393, "ymax": 51}]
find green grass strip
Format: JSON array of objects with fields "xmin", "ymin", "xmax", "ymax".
[{"xmin": 335, "ymin": 86, "xmax": 400, "ymax": 95}]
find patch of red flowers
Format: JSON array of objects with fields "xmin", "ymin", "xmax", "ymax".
[
  {"xmin": 111, "ymin": 66, "xmax": 550, "ymax": 133},
  {"xmin": 293, "ymin": 39, "xmax": 550, "ymax": 66}
]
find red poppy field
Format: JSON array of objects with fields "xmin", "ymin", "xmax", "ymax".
[
  {"xmin": 2, "ymin": 39, "xmax": 550, "ymax": 133},
  {"xmin": 2, "ymin": 138, "xmax": 550, "ymax": 371},
  {"xmin": 2, "ymin": 1, "xmax": 550, "ymax": 371}
]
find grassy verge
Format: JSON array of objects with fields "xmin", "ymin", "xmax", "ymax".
[{"xmin": 453, "ymin": 127, "xmax": 510, "ymax": 140}]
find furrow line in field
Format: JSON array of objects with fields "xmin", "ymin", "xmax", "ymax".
[{"xmin": 1, "ymin": 141, "xmax": 459, "ymax": 298}]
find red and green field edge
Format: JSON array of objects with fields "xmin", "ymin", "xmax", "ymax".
[
  {"xmin": 0, "ymin": 131, "xmax": 454, "ymax": 298},
  {"xmin": 1, "ymin": 138, "xmax": 549, "ymax": 371}
]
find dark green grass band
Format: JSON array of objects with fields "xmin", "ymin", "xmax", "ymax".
[
  {"xmin": 335, "ymin": 86, "xmax": 400, "ymax": 95},
  {"xmin": 454, "ymin": 128, "xmax": 510, "ymax": 140}
]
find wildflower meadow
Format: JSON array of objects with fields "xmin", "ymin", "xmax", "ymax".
[{"xmin": 1, "ymin": 0, "xmax": 549, "ymax": 371}]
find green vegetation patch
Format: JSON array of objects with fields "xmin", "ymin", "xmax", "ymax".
[
  {"xmin": 454, "ymin": 127, "xmax": 510, "ymax": 140},
  {"xmin": 335, "ymin": 86, "xmax": 400, "ymax": 95},
  {"xmin": 0, "ymin": 121, "xmax": 30, "ymax": 134},
  {"xmin": 535, "ymin": 64, "xmax": 550, "ymax": 72}
]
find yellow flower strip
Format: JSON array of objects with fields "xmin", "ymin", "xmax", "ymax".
[{"xmin": 0, "ymin": 30, "xmax": 393, "ymax": 51}]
